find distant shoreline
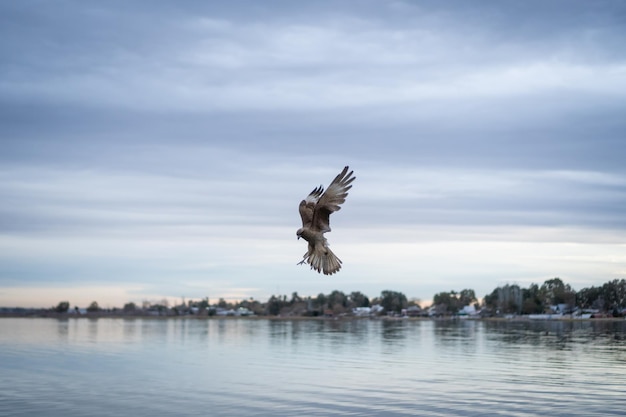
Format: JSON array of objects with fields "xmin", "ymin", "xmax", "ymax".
[{"xmin": 1, "ymin": 312, "xmax": 625, "ymax": 322}]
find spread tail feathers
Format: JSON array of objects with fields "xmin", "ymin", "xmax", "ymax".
[{"xmin": 307, "ymin": 245, "xmax": 342, "ymax": 275}]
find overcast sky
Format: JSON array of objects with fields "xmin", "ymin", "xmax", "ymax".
[{"xmin": 1, "ymin": 0, "xmax": 626, "ymax": 308}]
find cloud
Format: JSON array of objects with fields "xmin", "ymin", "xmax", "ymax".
[
  {"xmin": 1, "ymin": 1, "xmax": 626, "ymax": 307},
  {"xmin": 3, "ymin": 160, "xmax": 625, "ymax": 238},
  {"xmin": 2, "ymin": 1, "xmax": 625, "ymax": 113}
]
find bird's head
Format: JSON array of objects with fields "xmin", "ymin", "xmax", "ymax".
[{"xmin": 296, "ymin": 228, "xmax": 303, "ymax": 240}]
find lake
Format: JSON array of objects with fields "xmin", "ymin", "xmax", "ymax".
[{"xmin": 1, "ymin": 317, "xmax": 625, "ymax": 416}]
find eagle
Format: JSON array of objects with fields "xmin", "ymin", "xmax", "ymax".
[{"xmin": 297, "ymin": 166, "xmax": 355, "ymax": 275}]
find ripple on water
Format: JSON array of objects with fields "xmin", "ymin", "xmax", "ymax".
[{"xmin": 1, "ymin": 318, "xmax": 625, "ymax": 417}]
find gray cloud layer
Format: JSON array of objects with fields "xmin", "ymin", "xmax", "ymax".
[{"xmin": 1, "ymin": 1, "xmax": 626, "ymax": 305}]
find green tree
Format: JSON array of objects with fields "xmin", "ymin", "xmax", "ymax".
[
  {"xmin": 290, "ymin": 292, "xmax": 302, "ymax": 304},
  {"xmin": 576, "ymin": 286, "xmax": 602, "ymax": 309},
  {"xmin": 432, "ymin": 289, "xmax": 475, "ymax": 314},
  {"xmin": 327, "ymin": 290, "xmax": 348, "ymax": 309},
  {"xmin": 575, "ymin": 279, "xmax": 626, "ymax": 313},
  {"xmin": 485, "ymin": 285, "xmax": 524, "ymax": 314},
  {"xmin": 482, "ymin": 288, "xmax": 499, "ymax": 310},
  {"xmin": 541, "ymin": 277, "xmax": 575, "ymax": 311},
  {"xmin": 314, "ymin": 293, "xmax": 327, "ymax": 309},
  {"xmin": 521, "ymin": 283, "xmax": 543, "ymax": 314},
  {"xmin": 498, "ymin": 285, "xmax": 522, "ymax": 314},
  {"xmin": 266, "ymin": 295, "xmax": 285, "ymax": 316},
  {"xmin": 432, "ymin": 291, "xmax": 455, "ymax": 313},
  {"xmin": 87, "ymin": 301, "xmax": 100, "ymax": 312},
  {"xmin": 123, "ymin": 302, "xmax": 136, "ymax": 312},
  {"xmin": 380, "ymin": 290, "xmax": 407, "ymax": 314},
  {"xmin": 55, "ymin": 301, "xmax": 70, "ymax": 313},
  {"xmin": 349, "ymin": 291, "xmax": 370, "ymax": 308},
  {"xmin": 240, "ymin": 298, "xmax": 263, "ymax": 315},
  {"xmin": 459, "ymin": 289, "xmax": 477, "ymax": 307},
  {"xmin": 601, "ymin": 279, "xmax": 626, "ymax": 314},
  {"xmin": 198, "ymin": 297, "xmax": 210, "ymax": 309}
]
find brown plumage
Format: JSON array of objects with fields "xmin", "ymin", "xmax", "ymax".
[{"xmin": 296, "ymin": 166, "xmax": 355, "ymax": 275}]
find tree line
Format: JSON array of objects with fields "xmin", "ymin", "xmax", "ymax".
[
  {"xmin": 481, "ymin": 277, "xmax": 626, "ymax": 316},
  {"xmin": 49, "ymin": 277, "xmax": 626, "ymax": 317}
]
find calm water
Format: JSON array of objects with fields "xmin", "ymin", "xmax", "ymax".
[{"xmin": 1, "ymin": 318, "xmax": 625, "ymax": 417}]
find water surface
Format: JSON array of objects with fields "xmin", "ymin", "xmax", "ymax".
[{"xmin": 1, "ymin": 318, "xmax": 625, "ymax": 416}]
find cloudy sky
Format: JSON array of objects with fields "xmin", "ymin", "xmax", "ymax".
[{"xmin": 1, "ymin": 0, "xmax": 625, "ymax": 308}]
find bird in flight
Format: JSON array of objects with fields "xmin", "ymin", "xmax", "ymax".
[{"xmin": 297, "ymin": 166, "xmax": 355, "ymax": 275}]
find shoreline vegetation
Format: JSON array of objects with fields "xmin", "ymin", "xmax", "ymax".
[
  {"xmin": 2, "ymin": 277, "xmax": 625, "ymax": 321},
  {"xmin": 1, "ymin": 311, "xmax": 625, "ymax": 322}
]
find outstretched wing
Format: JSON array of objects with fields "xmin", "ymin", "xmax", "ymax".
[
  {"xmin": 311, "ymin": 166, "xmax": 355, "ymax": 233},
  {"xmin": 299, "ymin": 185, "xmax": 324, "ymax": 228}
]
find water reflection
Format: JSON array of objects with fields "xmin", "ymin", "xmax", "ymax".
[
  {"xmin": 265, "ymin": 318, "xmax": 375, "ymax": 352},
  {"xmin": 56, "ymin": 319, "xmax": 69, "ymax": 340},
  {"xmin": 432, "ymin": 319, "xmax": 480, "ymax": 342},
  {"xmin": 380, "ymin": 320, "xmax": 408, "ymax": 342},
  {"xmin": 122, "ymin": 318, "xmax": 138, "ymax": 341},
  {"xmin": 1, "ymin": 318, "xmax": 625, "ymax": 417},
  {"xmin": 483, "ymin": 319, "xmax": 626, "ymax": 352}
]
